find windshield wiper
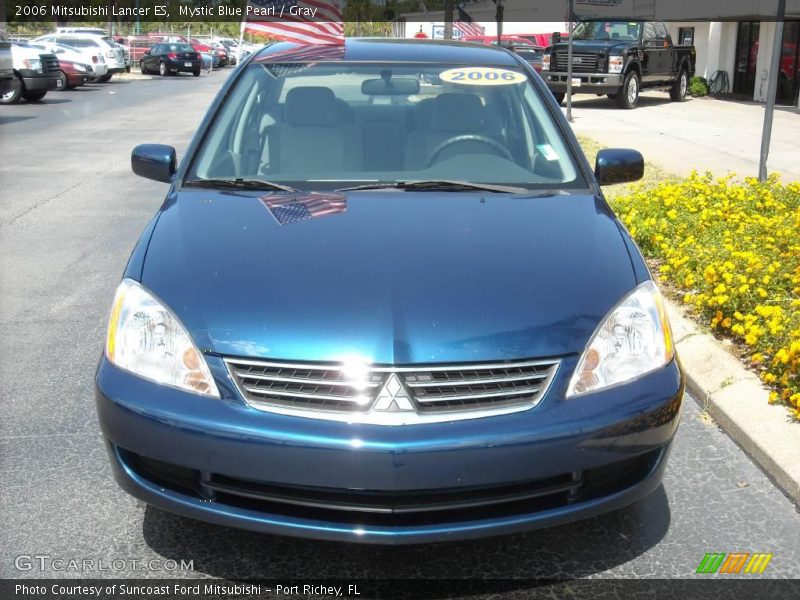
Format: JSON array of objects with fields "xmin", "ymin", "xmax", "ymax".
[
  {"xmin": 183, "ymin": 178, "xmax": 298, "ymax": 193},
  {"xmin": 336, "ymin": 180, "xmax": 531, "ymax": 194}
]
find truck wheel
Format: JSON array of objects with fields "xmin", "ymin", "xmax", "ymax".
[
  {"xmin": 22, "ymin": 90, "xmax": 47, "ymax": 102},
  {"xmin": 552, "ymin": 92, "xmax": 565, "ymax": 105},
  {"xmin": 0, "ymin": 75, "xmax": 24, "ymax": 104},
  {"xmin": 616, "ymin": 71, "xmax": 640, "ymax": 109},
  {"xmin": 670, "ymin": 69, "xmax": 689, "ymax": 102}
]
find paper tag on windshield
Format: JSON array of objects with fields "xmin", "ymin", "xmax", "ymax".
[{"xmin": 536, "ymin": 144, "xmax": 559, "ymax": 161}]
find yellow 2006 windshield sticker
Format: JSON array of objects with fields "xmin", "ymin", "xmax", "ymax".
[{"xmin": 440, "ymin": 67, "xmax": 527, "ymax": 86}]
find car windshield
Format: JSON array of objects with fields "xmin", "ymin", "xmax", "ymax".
[
  {"xmin": 188, "ymin": 61, "xmax": 582, "ymax": 191},
  {"xmin": 574, "ymin": 21, "xmax": 642, "ymax": 41}
]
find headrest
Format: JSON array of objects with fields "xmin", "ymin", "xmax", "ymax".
[
  {"xmin": 285, "ymin": 87, "xmax": 338, "ymax": 125},
  {"xmin": 430, "ymin": 93, "xmax": 485, "ymax": 132}
]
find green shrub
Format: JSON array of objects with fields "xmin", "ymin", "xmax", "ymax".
[{"xmin": 689, "ymin": 76, "xmax": 709, "ymax": 97}]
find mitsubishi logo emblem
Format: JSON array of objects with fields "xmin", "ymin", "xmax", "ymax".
[{"xmin": 372, "ymin": 374, "xmax": 415, "ymax": 412}]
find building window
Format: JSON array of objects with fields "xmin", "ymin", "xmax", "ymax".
[{"xmin": 678, "ymin": 27, "xmax": 695, "ymax": 46}]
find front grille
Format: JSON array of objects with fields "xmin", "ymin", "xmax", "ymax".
[
  {"xmin": 225, "ymin": 358, "xmax": 559, "ymax": 423},
  {"xmin": 40, "ymin": 54, "xmax": 60, "ymax": 74},
  {"xmin": 554, "ymin": 52, "xmax": 601, "ymax": 73},
  {"xmin": 119, "ymin": 447, "xmax": 663, "ymax": 527}
]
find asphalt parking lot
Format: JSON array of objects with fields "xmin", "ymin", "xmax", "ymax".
[{"xmin": 1, "ymin": 71, "xmax": 800, "ymax": 586}]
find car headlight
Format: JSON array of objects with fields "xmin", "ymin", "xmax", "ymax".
[
  {"xmin": 542, "ymin": 53, "xmax": 550, "ymax": 71},
  {"xmin": 567, "ymin": 280, "xmax": 674, "ymax": 397},
  {"xmin": 74, "ymin": 64, "xmax": 87, "ymax": 73},
  {"xmin": 608, "ymin": 55, "xmax": 624, "ymax": 74},
  {"xmin": 105, "ymin": 279, "xmax": 220, "ymax": 398},
  {"xmin": 23, "ymin": 58, "xmax": 42, "ymax": 72}
]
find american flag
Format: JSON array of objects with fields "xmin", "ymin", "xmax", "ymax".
[
  {"xmin": 255, "ymin": 42, "xmax": 347, "ymax": 77},
  {"xmin": 454, "ymin": 5, "xmax": 485, "ymax": 37},
  {"xmin": 261, "ymin": 193, "xmax": 347, "ymax": 225},
  {"xmin": 244, "ymin": 1, "xmax": 345, "ymax": 45}
]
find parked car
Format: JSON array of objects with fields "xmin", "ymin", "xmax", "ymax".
[
  {"xmin": 542, "ymin": 20, "xmax": 696, "ymax": 109},
  {"xmin": 28, "ymin": 42, "xmax": 109, "ymax": 80},
  {"xmin": 97, "ymin": 39, "xmax": 683, "ymax": 545},
  {"xmin": 140, "ymin": 43, "xmax": 202, "ymax": 77},
  {"xmin": 32, "ymin": 33, "xmax": 126, "ymax": 81},
  {"xmin": 54, "ymin": 59, "xmax": 90, "ymax": 89},
  {"xmin": 501, "ymin": 42, "xmax": 545, "ymax": 72},
  {"xmin": 1, "ymin": 42, "xmax": 61, "ymax": 104},
  {"xmin": 462, "ymin": 35, "xmax": 536, "ymax": 47},
  {"xmin": 211, "ymin": 42, "xmax": 233, "ymax": 66},
  {"xmin": 0, "ymin": 41, "xmax": 13, "ymax": 97},
  {"xmin": 190, "ymin": 40, "xmax": 220, "ymax": 69}
]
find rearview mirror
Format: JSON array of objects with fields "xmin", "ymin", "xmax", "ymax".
[
  {"xmin": 595, "ymin": 148, "xmax": 644, "ymax": 185},
  {"xmin": 131, "ymin": 144, "xmax": 176, "ymax": 183},
  {"xmin": 361, "ymin": 77, "xmax": 420, "ymax": 96}
]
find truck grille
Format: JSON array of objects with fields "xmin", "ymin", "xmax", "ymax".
[
  {"xmin": 225, "ymin": 358, "xmax": 559, "ymax": 424},
  {"xmin": 40, "ymin": 54, "xmax": 60, "ymax": 74},
  {"xmin": 554, "ymin": 52, "xmax": 601, "ymax": 73}
]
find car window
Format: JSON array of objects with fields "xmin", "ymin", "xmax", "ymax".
[
  {"xmin": 643, "ymin": 23, "xmax": 657, "ymax": 42},
  {"xmin": 189, "ymin": 62, "xmax": 582, "ymax": 190},
  {"xmin": 166, "ymin": 44, "xmax": 194, "ymax": 52},
  {"xmin": 575, "ymin": 21, "xmax": 641, "ymax": 41},
  {"xmin": 654, "ymin": 23, "xmax": 669, "ymax": 42}
]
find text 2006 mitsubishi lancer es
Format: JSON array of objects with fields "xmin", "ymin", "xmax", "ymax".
[{"xmin": 96, "ymin": 39, "xmax": 683, "ymax": 544}]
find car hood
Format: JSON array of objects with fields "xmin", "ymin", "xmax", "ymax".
[
  {"xmin": 553, "ymin": 40, "xmax": 631, "ymax": 54},
  {"xmin": 140, "ymin": 190, "xmax": 637, "ymax": 364}
]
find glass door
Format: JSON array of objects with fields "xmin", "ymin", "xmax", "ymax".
[
  {"xmin": 733, "ymin": 22, "xmax": 760, "ymax": 97},
  {"xmin": 777, "ymin": 21, "xmax": 799, "ymax": 105}
]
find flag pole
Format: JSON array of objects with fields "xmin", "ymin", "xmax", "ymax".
[{"xmin": 237, "ymin": 20, "xmax": 246, "ymax": 64}]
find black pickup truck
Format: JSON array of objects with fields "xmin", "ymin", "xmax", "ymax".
[{"xmin": 542, "ymin": 20, "xmax": 696, "ymax": 109}]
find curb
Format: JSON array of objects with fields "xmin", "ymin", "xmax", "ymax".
[{"xmin": 665, "ymin": 298, "xmax": 800, "ymax": 506}]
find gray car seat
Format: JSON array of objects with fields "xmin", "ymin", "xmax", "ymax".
[{"xmin": 263, "ymin": 87, "xmax": 363, "ymax": 174}]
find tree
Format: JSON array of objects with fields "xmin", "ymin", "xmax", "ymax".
[{"xmin": 443, "ymin": 0, "xmax": 453, "ymax": 40}]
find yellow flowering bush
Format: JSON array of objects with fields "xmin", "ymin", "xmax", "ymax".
[{"xmin": 609, "ymin": 173, "xmax": 800, "ymax": 418}]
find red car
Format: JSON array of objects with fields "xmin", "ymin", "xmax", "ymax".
[{"xmin": 56, "ymin": 59, "xmax": 90, "ymax": 90}]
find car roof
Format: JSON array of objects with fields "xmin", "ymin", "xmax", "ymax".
[{"xmin": 253, "ymin": 38, "xmax": 519, "ymax": 66}]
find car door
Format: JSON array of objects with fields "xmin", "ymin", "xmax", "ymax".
[
  {"xmin": 642, "ymin": 23, "xmax": 670, "ymax": 83},
  {"xmin": 145, "ymin": 45, "xmax": 160, "ymax": 70},
  {"xmin": 653, "ymin": 23, "xmax": 676, "ymax": 81}
]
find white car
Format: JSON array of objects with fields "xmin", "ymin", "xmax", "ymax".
[
  {"xmin": 32, "ymin": 33, "xmax": 125, "ymax": 81},
  {"xmin": 28, "ymin": 42, "xmax": 109, "ymax": 79}
]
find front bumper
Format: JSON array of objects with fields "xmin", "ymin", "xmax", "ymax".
[
  {"xmin": 544, "ymin": 71, "xmax": 623, "ymax": 94},
  {"xmin": 96, "ymin": 355, "xmax": 683, "ymax": 544},
  {"xmin": 20, "ymin": 74, "xmax": 59, "ymax": 92},
  {"xmin": 66, "ymin": 73, "xmax": 89, "ymax": 86}
]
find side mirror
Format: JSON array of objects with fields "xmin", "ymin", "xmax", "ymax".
[
  {"xmin": 595, "ymin": 148, "xmax": 644, "ymax": 185},
  {"xmin": 131, "ymin": 144, "xmax": 176, "ymax": 183}
]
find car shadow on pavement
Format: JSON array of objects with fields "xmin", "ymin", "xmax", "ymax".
[
  {"xmin": 141, "ymin": 485, "xmax": 670, "ymax": 582},
  {"xmin": 37, "ymin": 98, "xmax": 72, "ymax": 105},
  {"xmin": 0, "ymin": 115, "xmax": 37, "ymax": 125},
  {"xmin": 567, "ymin": 95, "xmax": 674, "ymax": 110}
]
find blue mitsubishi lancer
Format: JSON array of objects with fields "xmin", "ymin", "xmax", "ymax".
[{"xmin": 95, "ymin": 39, "xmax": 683, "ymax": 544}]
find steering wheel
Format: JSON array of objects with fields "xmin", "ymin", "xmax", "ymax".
[{"xmin": 427, "ymin": 134, "xmax": 513, "ymax": 168}]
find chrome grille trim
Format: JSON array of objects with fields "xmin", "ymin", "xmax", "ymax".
[
  {"xmin": 554, "ymin": 52, "xmax": 600, "ymax": 73},
  {"xmin": 225, "ymin": 357, "xmax": 560, "ymax": 425}
]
